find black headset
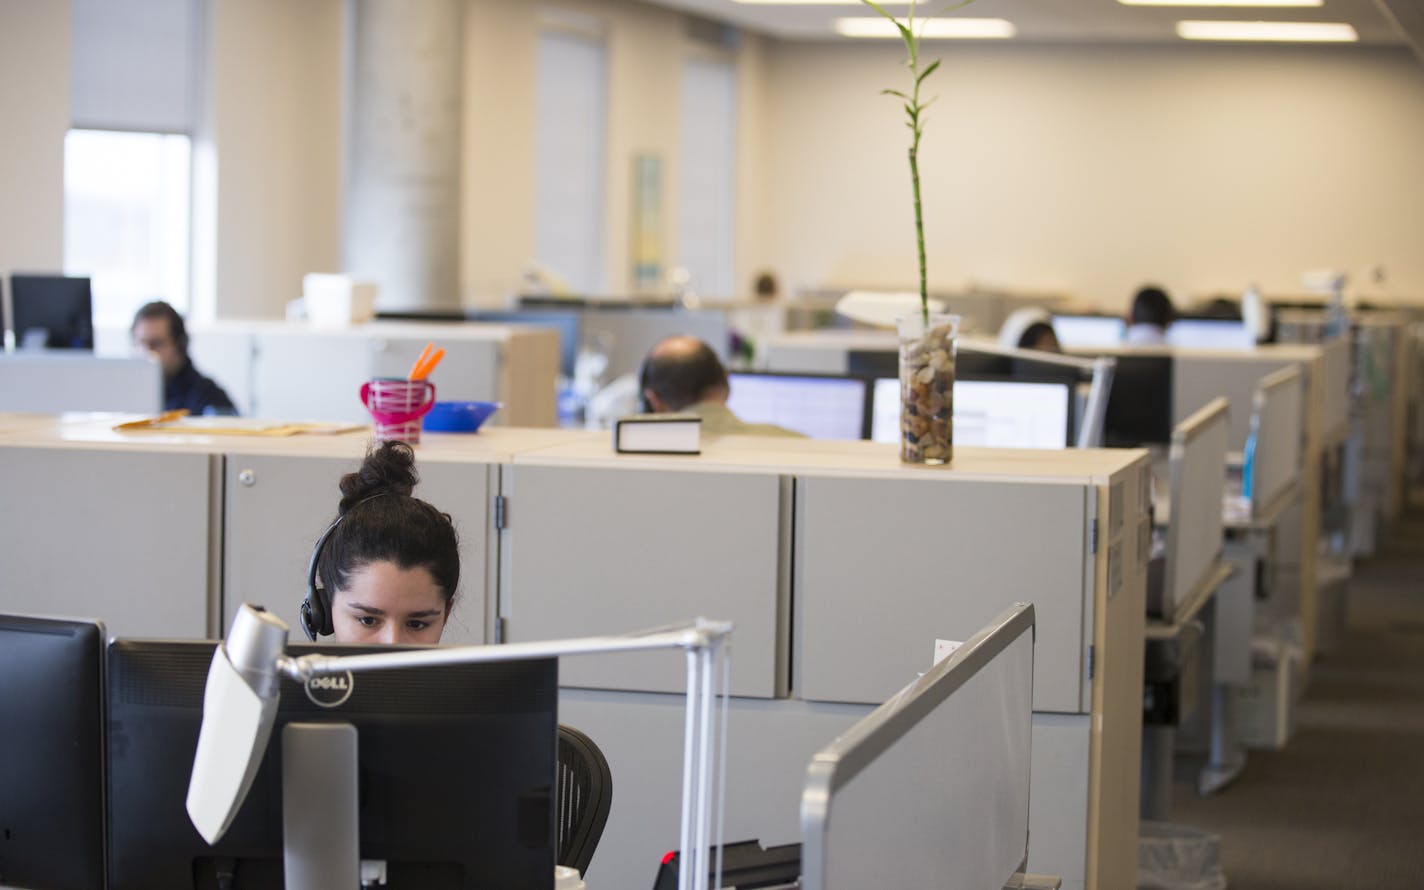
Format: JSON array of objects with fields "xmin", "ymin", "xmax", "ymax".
[{"xmin": 299, "ymin": 495, "xmax": 388, "ymax": 641}]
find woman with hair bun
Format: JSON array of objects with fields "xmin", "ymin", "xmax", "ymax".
[{"xmin": 302, "ymin": 441, "xmax": 460, "ymax": 644}]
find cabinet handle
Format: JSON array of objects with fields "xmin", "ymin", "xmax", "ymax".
[{"xmin": 239, "ymin": 469, "xmax": 257, "ymax": 487}]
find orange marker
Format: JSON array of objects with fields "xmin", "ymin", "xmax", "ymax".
[
  {"xmin": 408, "ymin": 342, "xmax": 435, "ymax": 379},
  {"xmin": 411, "ymin": 347, "xmax": 445, "ymax": 381}
]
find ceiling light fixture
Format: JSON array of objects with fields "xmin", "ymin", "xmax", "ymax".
[
  {"xmin": 835, "ymin": 17, "xmax": 1017, "ymax": 39},
  {"xmin": 735, "ymin": 0, "xmax": 911, "ymax": 4},
  {"xmin": 1120, "ymin": 0, "xmax": 1321, "ymax": 6},
  {"xmin": 1176, "ymin": 20, "xmax": 1359, "ymax": 40}
]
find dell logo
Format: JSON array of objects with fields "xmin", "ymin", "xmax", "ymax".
[{"xmin": 304, "ymin": 670, "xmax": 355, "ymax": 708}]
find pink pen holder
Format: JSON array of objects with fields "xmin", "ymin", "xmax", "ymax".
[{"xmin": 360, "ymin": 378, "xmax": 436, "ymax": 444}]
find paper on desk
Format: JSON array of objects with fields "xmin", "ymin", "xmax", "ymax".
[{"xmin": 114, "ymin": 412, "xmax": 364, "ymax": 437}]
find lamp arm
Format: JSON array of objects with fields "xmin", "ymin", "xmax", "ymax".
[{"xmin": 277, "ymin": 618, "xmax": 734, "ymax": 683}]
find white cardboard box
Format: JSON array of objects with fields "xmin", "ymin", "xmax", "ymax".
[
  {"xmin": 302, "ymin": 274, "xmax": 377, "ymax": 327},
  {"xmin": 1231, "ymin": 636, "xmax": 1302, "ymax": 750}
]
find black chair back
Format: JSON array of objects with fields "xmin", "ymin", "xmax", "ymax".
[{"xmin": 556, "ymin": 724, "xmax": 613, "ymax": 875}]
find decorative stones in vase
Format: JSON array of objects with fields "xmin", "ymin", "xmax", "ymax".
[{"xmin": 897, "ymin": 312, "xmax": 959, "ymax": 465}]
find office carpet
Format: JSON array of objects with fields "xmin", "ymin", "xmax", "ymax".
[{"xmin": 1167, "ymin": 494, "xmax": 1424, "ymax": 889}]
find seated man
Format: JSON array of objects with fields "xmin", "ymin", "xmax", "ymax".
[
  {"xmin": 640, "ymin": 335, "xmax": 803, "ymax": 437},
  {"xmin": 1125, "ymin": 286, "xmax": 1175, "ymax": 346},
  {"xmin": 131, "ymin": 301, "xmax": 238, "ymax": 416}
]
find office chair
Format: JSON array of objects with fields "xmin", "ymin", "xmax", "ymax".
[{"xmin": 555, "ymin": 724, "xmax": 613, "ymax": 875}]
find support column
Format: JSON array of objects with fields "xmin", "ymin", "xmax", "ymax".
[{"xmin": 344, "ymin": 0, "xmax": 463, "ymax": 312}]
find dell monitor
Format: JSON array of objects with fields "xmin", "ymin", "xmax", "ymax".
[
  {"xmin": 726, "ymin": 372, "xmax": 869, "ymax": 440},
  {"xmin": 0, "ymin": 613, "xmax": 107, "ymax": 890},
  {"xmin": 9, "ymin": 275, "xmax": 94, "ymax": 350},
  {"xmin": 106, "ymin": 639, "xmax": 558, "ymax": 890}
]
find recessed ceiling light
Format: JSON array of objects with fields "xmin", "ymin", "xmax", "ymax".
[
  {"xmin": 735, "ymin": 0, "xmax": 911, "ymax": 4},
  {"xmin": 835, "ymin": 17, "xmax": 1017, "ymax": 39},
  {"xmin": 1120, "ymin": 0, "xmax": 1321, "ymax": 6},
  {"xmin": 1176, "ymin": 20, "xmax": 1359, "ymax": 40}
]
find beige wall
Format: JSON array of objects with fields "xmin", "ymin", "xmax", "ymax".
[
  {"xmin": 208, "ymin": 0, "xmax": 343, "ymax": 319},
  {"xmin": 0, "ymin": 0, "xmax": 69, "ymax": 283},
  {"xmin": 461, "ymin": 0, "xmax": 768, "ymax": 305},
  {"xmin": 755, "ymin": 42, "xmax": 1424, "ymax": 310},
  {"xmin": 9, "ymin": 1, "xmax": 1423, "ymax": 319}
]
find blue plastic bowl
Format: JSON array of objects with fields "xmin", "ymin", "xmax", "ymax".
[{"xmin": 423, "ymin": 400, "xmax": 500, "ymax": 433}]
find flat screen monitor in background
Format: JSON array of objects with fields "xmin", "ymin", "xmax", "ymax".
[
  {"xmin": 1166, "ymin": 319, "xmax": 1256, "ymax": 350},
  {"xmin": 869, "ymin": 377, "xmax": 1074, "ymax": 449},
  {"xmin": 9, "ymin": 274, "xmax": 94, "ymax": 350},
  {"xmin": 1052, "ymin": 314, "xmax": 1125, "ymax": 349},
  {"xmin": 727, "ymin": 372, "xmax": 869, "ymax": 440},
  {"xmin": 0, "ymin": 614, "xmax": 107, "ymax": 890},
  {"xmin": 847, "ymin": 348, "xmax": 1021, "ymax": 381},
  {"xmin": 1102, "ymin": 354, "xmax": 1174, "ymax": 447},
  {"xmin": 106, "ymin": 639, "xmax": 558, "ymax": 890},
  {"xmin": 468, "ymin": 309, "xmax": 583, "ymax": 379}
]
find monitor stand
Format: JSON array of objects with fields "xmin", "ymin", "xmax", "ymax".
[{"xmin": 283, "ymin": 722, "xmax": 360, "ymax": 889}]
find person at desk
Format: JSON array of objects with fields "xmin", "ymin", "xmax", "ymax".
[
  {"xmin": 998, "ymin": 307, "xmax": 1061, "ymax": 352},
  {"xmin": 640, "ymin": 334, "xmax": 804, "ymax": 437},
  {"xmin": 130, "ymin": 301, "xmax": 237, "ymax": 415},
  {"xmin": 1125, "ymin": 285, "xmax": 1176, "ymax": 346},
  {"xmin": 301, "ymin": 441, "xmax": 461, "ymax": 645}
]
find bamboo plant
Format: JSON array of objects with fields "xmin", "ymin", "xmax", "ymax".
[{"xmin": 861, "ymin": 0, "xmax": 945, "ymax": 326}]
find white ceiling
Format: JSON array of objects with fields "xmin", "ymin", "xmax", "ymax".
[{"xmin": 645, "ymin": 0, "xmax": 1407, "ymax": 46}]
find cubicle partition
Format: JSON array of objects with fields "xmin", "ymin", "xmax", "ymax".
[
  {"xmin": 0, "ymin": 354, "xmax": 161, "ymax": 414},
  {"xmin": 184, "ymin": 320, "xmax": 560, "ymax": 426},
  {"xmin": 1162, "ymin": 398, "xmax": 1230, "ymax": 624},
  {"xmin": 0, "ymin": 435, "xmax": 218, "ymax": 640},
  {"xmin": 801, "ymin": 603, "xmax": 1036, "ymax": 890},
  {"xmin": 0, "ymin": 417, "xmax": 1147, "ymax": 890}
]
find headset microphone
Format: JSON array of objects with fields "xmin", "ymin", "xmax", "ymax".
[
  {"xmin": 300, "ymin": 494, "xmax": 390, "ymax": 641},
  {"xmin": 300, "ymin": 517, "xmax": 341, "ymax": 642}
]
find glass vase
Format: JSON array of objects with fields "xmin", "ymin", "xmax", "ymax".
[{"xmin": 897, "ymin": 312, "xmax": 959, "ymax": 465}]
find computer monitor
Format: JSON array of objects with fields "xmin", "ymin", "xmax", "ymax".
[
  {"xmin": 1165, "ymin": 319, "xmax": 1256, "ymax": 350},
  {"xmin": 0, "ymin": 614, "xmax": 107, "ymax": 890},
  {"xmin": 468, "ymin": 310, "xmax": 583, "ymax": 379},
  {"xmin": 1051, "ymin": 314, "xmax": 1125, "ymax": 349},
  {"xmin": 1102, "ymin": 354, "xmax": 1175, "ymax": 447},
  {"xmin": 9, "ymin": 275, "xmax": 94, "ymax": 350},
  {"xmin": 726, "ymin": 372, "xmax": 869, "ymax": 440},
  {"xmin": 869, "ymin": 377, "xmax": 1074, "ymax": 449},
  {"xmin": 106, "ymin": 639, "xmax": 558, "ymax": 890}
]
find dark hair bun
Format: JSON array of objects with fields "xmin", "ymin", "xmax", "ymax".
[{"xmin": 339, "ymin": 441, "xmax": 419, "ymax": 512}]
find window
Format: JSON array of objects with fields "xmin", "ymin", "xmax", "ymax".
[
  {"xmin": 678, "ymin": 57, "xmax": 737, "ymax": 299},
  {"xmin": 534, "ymin": 28, "xmax": 608, "ymax": 295},
  {"xmin": 63, "ymin": 129, "xmax": 192, "ymax": 325}
]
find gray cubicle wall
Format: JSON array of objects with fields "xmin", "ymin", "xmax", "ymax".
[
  {"xmin": 498, "ymin": 464, "xmax": 790, "ymax": 698},
  {"xmin": 0, "ymin": 354, "xmax": 162, "ymax": 414},
  {"xmin": 222, "ymin": 452, "xmax": 494, "ymax": 645},
  {"xmin": 793, "ymin": 475, "xmax": 1095, "ymax": 715},
  {"xmin": 0, "ymin": 446, "xmax": 216, "ymax": 639}
]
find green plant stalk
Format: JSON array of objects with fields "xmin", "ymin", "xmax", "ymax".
[
  {"xmin": 909, "ymin": 94, "xmax": 928, "ymax": 327},
  {"xmin": 864, "ymin": 0, "xmax": 937, "ymax": 327}
]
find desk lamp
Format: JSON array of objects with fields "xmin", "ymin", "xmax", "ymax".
[{"xmin": 187, "ymin": 603, "xmax": 733, "ymax": 890}]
